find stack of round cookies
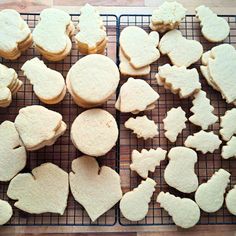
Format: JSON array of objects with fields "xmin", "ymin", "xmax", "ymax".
[
  {"xmin": 32, "ymin": 8, "xmax": 74, "ymax": 61},
  {"xmin": 0, "ymin": 9, "xmax": 32, "ymax": 60},
  {"xmin": 66, "ymin": 54, "xmax": 120, "ymax": 108}
]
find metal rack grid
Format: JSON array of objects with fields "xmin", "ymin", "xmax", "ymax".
[
  {"xmin": 0, "ymin": 13, "xmax": 119, "ymax": 226},
  {"xmin": 118, "ymin": 14, "xmax": 236, "ymax": 226}
]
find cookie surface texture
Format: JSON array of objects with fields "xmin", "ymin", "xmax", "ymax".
[{"xmin": 0, "ymin": 199, "xmax": 12, "ymax": 225}]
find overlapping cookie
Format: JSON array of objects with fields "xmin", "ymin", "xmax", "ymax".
[
  {"xmin": 0, "ymin": 9, "xmax": 32, "ymax": 60},
  {"xmin": 75, "ymin": 4, "xmax": 107, "ymax": 54},
  {"xmin": 33, "ymin": 8, "xmax": 74, "ymax": 61}
]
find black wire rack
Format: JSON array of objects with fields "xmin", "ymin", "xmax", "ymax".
[
  {"xmin": 118, "ymin": 14, "xmax": 236, "ymax": 226},
  {"xmin": 0, "ymin": 13, "xmax": 119, "ymax": 226}
]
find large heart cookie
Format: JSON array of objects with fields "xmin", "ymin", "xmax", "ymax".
[
  {"xmin": 69, "ymin": 156, "xmax": 122, "ymax": 221},
  {"xmin": 7, "ymin": 163, "xmax": 69, "ymax": 215},
  {"xmin": 0, "ymin": 121, "xmax": 26, "ymax": 182}
]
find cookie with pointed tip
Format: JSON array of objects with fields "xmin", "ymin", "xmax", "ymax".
[
  {"xmin": 163, "ymin": 107, "xmax": 187, "ymax": 142},
  {"xmin": 71, "ymin": 109, "xmax": 118, "ymax": 157},
  {"xmin": 130, "ymin": 148, "xmax": 167, "ymax": 179},
  {"xmin": 157, "ymin": 192, "xmax": 200, "ymax": 228},
  {"xmin": 0, "ymin": 121, "xmax": 26, "ymax": 182},
  {"xmin": 120, "ymin": 26, "xmax": 160, "ymax": 68},
  {"xmin": 125, "ymin": 116, "xmax": 159, "ymax": 140},
  {"xmin": 221, "ymin": 136, "xmax": 236, "ymax": 159},
  {"xmin": 120, "ymin": 178, "xmax": 156, "ymax": 221},
  {"xmin": 164, "ymin": 147, "xmax": 198, "ymax": 193},
  {"xmin": 184, "ymin": 130, "xmax": 222, "ymax": 154},
  {"xmin": 7, "ymin": 163, "xmax": 69, "ymax": 215},
  {"xmin": 159, "ymin": 29, "xmax": 203, "ymax": 67},
  {"xmin": 69, "ymin": 156, "xmax": 122, "ymax": 222},
  {"xmin": 21, "ymin": 57, "xmax": 66, "ymax": 104},
  {"xmin": 115, "ymin": 78, "xmax": 159, "ymax": 113},
  {"xmin": 195, "ymin": 169, "xmax": 230, "ymax": 213},
  {"xmin": 226, "ymin": 185, "xmax": 236, "ymax": 216},
  {"xmin": 0, "ymin": 199, "xmax": 12, "ymax": 225},
  {"xmin": 150, "ymin": 1, "xmax": 187, "ymax": 33},
  {"xmin": 189, "ymin": 90, "xmax": 218, "ymax": 130},
  {"xmin": 156, "ymin": 64, "xmax": 201, "ymax": 98},
  {"xmin": 196, "ymin": 5, "xmax": 229, "ymax": 42},
  {"xmin": 220, "ymin": 108, "xmax": 236, "ymax": 141}
]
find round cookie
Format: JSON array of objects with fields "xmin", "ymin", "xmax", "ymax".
[
  {"xmin": 67, "ymin": 54, "xmax": 120, "ymax": 106},
  {"xmin": 0, "ymin": 199, "xmax": 12, "ymax": 225},
  {"xmin": 71, "ymin": 109, "xmax": 118, "ymax": 156}
]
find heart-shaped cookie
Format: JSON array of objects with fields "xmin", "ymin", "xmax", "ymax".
[{"xmin": 69, "ymin": 156, "xmax": 122, "ymax": 221}]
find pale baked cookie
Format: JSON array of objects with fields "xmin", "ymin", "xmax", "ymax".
[
  {"xmin": 159, "ymin": 29, "xmax": 203, "ymax": 67},
  {"xmin": 22, "ymin": 57, "xmax": 66, "ymax": 104},
  {"xmin": 71, "ymin": 109, "xmax": 118, "ymax": 157},
  {"xmin": 196, "ymin": 5, "xmax": 230, "ymax": 42},
  {"xmin": 200, "ymin": 44, "xmax": 236, "ymax": 105},
  {"xmin": 120, "ymin": 178, "xmax": 156, "ymax": 221},
  {"xmin": 75, "ymin": 4, "xmax": 107, "ymax": 54},
  {"xmin": 0, "ymin": 121, "xmax": 26, "ymax": 182},
  {"xmin": 163, "ymin": 107, "xmax": 187, "ymax": 142},
  {"xmin": 220, "ymin": 108, "xmax": 236, "ymax": 141},
  {"xmin": 130, "ymin": 148, "xmax": 167, "ymax": 179},
  {"xmin": 0, "ymin": 199, "xmax": 12, "ymax": 225},
  {"xmin": 222, "ymin": 136, "xmax": 236, "ymax": 159},
  {"xmin": 115, "ymin": 78, "xmax": 159, "ymax": 113},
  {"xmin": 0, "ymin": 9, "xmax": 32, "ymax": 60},
  {"xmin": 14, "ymin": 105, "xmax": 66, "ymax": 151},
  {"xmin": 0, "ymin": 87, "xmax": 11, "ymax": 108},
  {"xmin": 67, "ymin": 54, "xmax": 119, "ymax": 107},
  {"xmin": 164, "ymin": 147, "xmax": 198, "ymax": 193},
  {"xmin": 150, "ymin": 1, "xmax": 187, "ymax": 33},
  {"xmin": 120, "ymin": 26, "xmax": 160, "ymax": 68},
  {"xmin": 195, "ymin": 169, "xmax": 230, "ymax": 213},
  {"xmin": 157, "ymin": 192, "xmax": 200, "ymax": 228},
  {"xmin": 119, "ymin": 48, "xmax": 150, "ymax": 77},
  {"xmin": 7, "ymin": 163, "xmax": 69, "ymax": 215},
  {"xmin": 33, "ymin": 8, "xmax": 74, "ymax": 61},
  {"xmin": 226, "ymin": 186, "xmax": 236, "ymax": 216},
  {"xmin": 124, "ymin": 116, "xmax": 159, "ymax": 140},
  {"xmin": 69, "ymin": 156, "xmax": 122, "ymax": 221},
  {"xmin": 184, "ymin": 130, "xmax": 222, "ymax": 154},
  {"xmin": 189, "ymin": 90, "xmax": 218, "ymax": 130},
  {"xmin": 156, "ymin": 64, "xmax": 201, "ymax": 98}
]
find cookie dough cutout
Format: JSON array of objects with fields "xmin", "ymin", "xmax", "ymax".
[
  {"xmin": 163, "ymin": 107, "xmax": 187, "ymax": 142},
  {"xmin": 75, "ymin": 4, "xmax": 107, "ymax": 53},
  {"xmin": 195, "ymin": 169, "xmax": 230, "ymax": 213},
  {"xmin": 157, "ymin": 192, "xmax": 200, "ymax": 228},
  {"xmin": 21, "ymin": 57, "xmax": 66, "ymax": 104},
  {"xmin": 222, "ymin": 136, "xmax": 236, "ymax": 159},
  {"xmin": 156, "ymin": 64, "xmax": 201, "ymax": 98},
  {"xmin": 164, "ymin": 147, "xmax": 198, "ymax": 193},
  {"xmin": 189, "ymin": 90, "xmax": 218, "ymax": 130},
  {"xmin": 226, "ymin": 185, "xmax": 236, "ymax": 216},
  {"xmin": 196, "ymin": 5, "xmax": 230, "ymax": 42},
  {"xmin": 14, "ymin": 105, "xmax": 66, "ymax": 151},
  {"xmin": 7, "ymin": 163, "xmax": 69, "ymax": 215},
  {"xmin": 130, "ymin": 148, "xmax": 167, "ymax": 179},
  {"xmin": 184, "ymin": 130, "xmax": 222, "ymax": 154},
  {"xmin": 69, "ymin": 156, "xmax": 122, "ymax": 222},
  {"xmin": 0, "ymin": 199, "xmax": 12, "ymax": 225},
  {"xmin": 124, "ymin": 116, "xmax": 159, "ymax": 140},
  {"xmin": 120, "ymin": 26, "xmax": 160, "ymax": 68},
  {"xmin": 115, "ymin": 78, "xmax": 159, "ymax": 113},
  {"xmin": 150, "ymin": 1, "xmax": 187, "ymax": 33},
  {"xmin": 159, "ymin": 29, "xmax": 203, "ymax": 67},
  {"xmin": 119, "ymin": 48, "xmax": 150, "ymax": 77},
  {"xmin": 71, "ymin": 109, "xmax": 118, "ymax": 157},
  {"xmin": 220, "ymin": 108, "xmax": 236, "ymax": 141},
  {"xmin": 120, "ymin": 178, "xmax": 156, "ymax": 221},
  {"xmin": 0, "ymin": 121, "xmax": 26, "ymax": 182}
]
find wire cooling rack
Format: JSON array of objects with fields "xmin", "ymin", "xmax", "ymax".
[
  {"xmin": 0, "ymin": 13, "xmax": 118, "ymax": 226},
  {"xmin": 118, "ymin": 14, "xmax": 236, "ymax": 226}
]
